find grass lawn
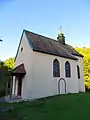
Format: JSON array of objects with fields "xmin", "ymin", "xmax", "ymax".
[{"xmin": 0, "ymin": 93, "xmax": 90, "ymax": 120}]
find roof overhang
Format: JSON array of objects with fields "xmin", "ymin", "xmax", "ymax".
[
  {"xmin": 33, "ymin": 49, "xmax": 78, "ymax": 60},
  {"xmin": 11, "ymin": 64, "xmax": 26, "ymax": 77}
]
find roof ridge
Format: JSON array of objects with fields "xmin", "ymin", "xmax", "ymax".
[
  {"xmin": 24, "ymin": 29, "xmax": 83, "ymax": 59},
  {"xmin": 24, "ymin": 29, "xmax": 58, "ymax": 42}
]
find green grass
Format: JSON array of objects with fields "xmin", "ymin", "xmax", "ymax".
[{"xmin": 1, "ymin": 93, "xmax": 90, "ymax": 120}]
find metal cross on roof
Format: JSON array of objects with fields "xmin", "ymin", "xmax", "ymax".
[{"xmin": 58, "ymin": 26, "xmax": 63, "ymax": 33}]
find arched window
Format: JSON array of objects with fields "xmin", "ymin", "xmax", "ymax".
[
  {"xmin": 65, "ymin": 61, "xmax": 71, "ymax": 77},
  {"xmin": 53, "ymin": 59, "xmax": 60, "ymax": 77},
  {"xmin": 77, "ymin": 65, "xmax": 80, "ymax": 79}
]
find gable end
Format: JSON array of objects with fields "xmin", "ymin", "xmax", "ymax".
[{"xmin": 14, "ymin": 30, "xmax": 33, "ymax": 61}]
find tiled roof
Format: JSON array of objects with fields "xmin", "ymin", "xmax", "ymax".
[
  {"xmin": 11, "ymin": 64, "xmax": 26, "ymax": 76},
  {"xmin": 25, "ymin": 30, "xmax": 83, "ymax": 60}
]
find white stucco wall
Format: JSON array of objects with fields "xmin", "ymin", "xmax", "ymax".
[
  {"xmin": 74, "ymin": 56, "xmax": 85, "ymax": 92},
  {"xmin": 13, "ymin": 31, "xmax": 85, "ymax": 100},
  {"xmin": 12, "ymin": 76, "xmax": 15, "ymax": 95},
  {"xmin": 27, "ymin": 51, "xmax": 80, "ymax": 99},
  {"xmin": 12, "ymin": 31, "xmax": 33, "ymax": 99}
]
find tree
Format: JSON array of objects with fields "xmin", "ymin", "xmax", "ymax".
[
  {"xmin": 75, "ymin": 47, "xmax": 90, "ymax": 90},
  {"xmin": 4, "ymin": 57, "xmax": 14, "ymax": 69},
  {"xmin": 0, "ymin": 57, "xmax": 14, "ymax": 97}
]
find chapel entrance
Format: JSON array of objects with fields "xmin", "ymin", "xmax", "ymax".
[
  {"xmin": 11, "ymin": 64, "xmax": 26, "ymax": 97},
  {"xmin": 17, "ymin": 77, "xmax": 22, "ymax": 96}
]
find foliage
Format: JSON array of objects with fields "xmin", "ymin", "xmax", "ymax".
[
  {"xmin": 4, "ymin": 58, "xmax": 14, "ymax": 69},
  {"xmin": 75, "ymin": 47, "xmax": 90, "ymax": 89},
  {"xmin": 0, "ymin": 57, "xmax": 14, "ymax": 97}
]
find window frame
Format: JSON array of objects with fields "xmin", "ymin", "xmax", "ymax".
[
  {"xmin": 21, "ymin": 47, "xmax": 23, "ymax": 52},
  {"xmin": 65, "ymin": 61, "xmax": 71, "ymax": 78},
  {"xmin": 53, "ymin": 59, "xmax": 60, "ymax": 77},
  {"xmin": 77, "ymin": 65, "xmax": 80, "ymax": 79}
]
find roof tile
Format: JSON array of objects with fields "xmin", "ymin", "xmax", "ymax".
[{"xmin": 25, "ymin": 30, "xmax": 83, "ymax": 60}]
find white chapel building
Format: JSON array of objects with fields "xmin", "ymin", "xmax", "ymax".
[{"xmin": 12, "ymin": 29, "xmax": 85, "ymax": 100}]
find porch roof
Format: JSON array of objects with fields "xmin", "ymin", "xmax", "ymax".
[{"xmin": 11, "ymin": 64, "xmax": 26, "ymax": 76}]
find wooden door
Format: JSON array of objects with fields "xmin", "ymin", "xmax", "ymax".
[{"xmin": 17, "ymin": 77, "xmax": 22, "ymax": 96}]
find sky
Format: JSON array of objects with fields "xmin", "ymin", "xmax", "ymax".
[{"xmin": 0, "ymin": 0, "xmax": 90, "ymax": 61}]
